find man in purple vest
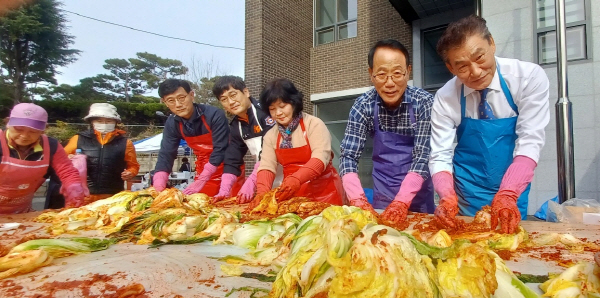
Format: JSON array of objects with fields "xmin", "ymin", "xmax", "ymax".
[{"xmin": 340, "ymin": 39, "xmax": 435, "ymax": 225}]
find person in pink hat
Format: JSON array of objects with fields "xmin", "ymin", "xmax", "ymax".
[{"xmin": 0, "ymin": 103, "xmax": 86, "ymax": 213}]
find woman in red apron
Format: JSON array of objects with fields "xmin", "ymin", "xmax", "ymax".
[
  {"xmin": 250, "ymin": 78, "xmax": 344, "ymax": 206},
  {"xmin": 0, "ymin": 103, "xmax": 85, "ymax": 213}
]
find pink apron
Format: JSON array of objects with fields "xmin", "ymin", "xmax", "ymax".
[{"xmin": 0, "ymin": 130, "xmax": 50, "ymax": 214}]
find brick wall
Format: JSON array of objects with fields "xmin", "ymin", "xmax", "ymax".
[
  {"xmin": 245, "ymin": 0, "xmax": 313, "ymax": 114},
  {"xmin": 310, "ymin": 0, "xmax": 413, "ymax": 95}
]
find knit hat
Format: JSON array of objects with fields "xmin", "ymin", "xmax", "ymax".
[
  {"xmin": 83, "ymin": 103, "xmax": 121, "ymax": 122},
  {"xmin": 7, "ymin": 103, "xmax": 48, "ymax": 131}
]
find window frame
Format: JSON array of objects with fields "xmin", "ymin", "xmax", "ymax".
[
  {"xmin": 314, "ymin": 0, "xmax": 358, "ymax": 46},
  {"xmin": 420, "ymin": 25, "xmax": 452, "ymax": 93},
  {"xmin": 533, "ymin": 0, "xmax": 592, "ymax": 65}
]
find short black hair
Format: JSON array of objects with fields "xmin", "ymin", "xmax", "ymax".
[
  {"xmin": 437, "ymin": 15, "xmax": 492, "ymax": 63},
  {"xmin": 259, "ymin": 78, "xmax": 303, "ymax": 118},
  {"xmin": 158, "ymin": 79, "xmax": 192, "ymax": 98},
  {"xmin": 212, "ymin": 76, "xmax": 247, "ymax": 98},
  {"xmin": 182, "ymin": 157, "xmax": 188, "ymax": 162},
  {"xmin": 368, "ymin": 39, "xmax": 411, "ymax": 69}
]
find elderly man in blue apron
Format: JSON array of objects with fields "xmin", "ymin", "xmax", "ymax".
[
  {"xmin": 429, "ymin": 15, "xmax": 550, "ymax": 234},
  {"xmin": 340, "ymin": 39, "xmax": 435, "ymax": 224},
  {"xmin": 211, "ymin": 76, "xmax": 282, "ymax": 204}
]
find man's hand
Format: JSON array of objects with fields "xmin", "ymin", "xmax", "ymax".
[
  {"xmin": 491, "ymin": 190, "xmax": 521, "ymax": 234},
  {"xmin": 348, "ymin": 195, "xmax": 379, "ymax": 219},
  {"xmin": 121, "ymin": 170, "xmax": 135, "ymax": 181},
  {"xmin": 152, "ymin": 171, "xmax": 169, "ymax": 192},
  {"xmin": 275, "ymin": 177, "xmax": 301, "ymax": 202},
  {"xmin": 434, "ymin": 196, "xmax": 459, "ymax": 229},
  {"xmin": 380, "ymin": 201, "xmax": 410, "ymax": 224}
]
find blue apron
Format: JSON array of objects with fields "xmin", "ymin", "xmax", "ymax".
[
  {"xmin": 371, "ymin": 97, "xmax": 435, "ymax": 212},
  {"xmin": 453, "ymin": 64, "xmax": 530, "ymax": 219}
]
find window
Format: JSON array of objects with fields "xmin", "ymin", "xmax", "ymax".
[
  {"xmin": 315, "ymin": 98, "xmax": 374, "ymax": 189},
  {"xmin": 315, "ymin": 0, "xmax": 357, "ymax": 45},
  {"xmin": 535, "ymin": 0, "xmax": 590, "ymax": 64},
  {"xmin": 422, "ymin": 26, "xmax": 453, "ymax": 92}
]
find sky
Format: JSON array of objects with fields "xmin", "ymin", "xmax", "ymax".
[{"xmin": 54, "ymin": 0, "xmax": 246, "ymax": 93}]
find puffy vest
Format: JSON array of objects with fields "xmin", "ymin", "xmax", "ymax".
[{"xmin": 77, "ymin": 130, "xmax": 126, "ymax": 195}]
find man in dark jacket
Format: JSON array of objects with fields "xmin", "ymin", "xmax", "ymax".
[
  {"xmin": 211, "ymin": 76, "xmax": 277, "ymax": 203},
  {"xmin": 152, "ymin": 79, "xmax": 244, "ymax": 196}
]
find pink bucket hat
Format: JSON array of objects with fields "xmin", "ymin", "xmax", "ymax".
[{"xmin": 7, "ymin": 103, "xmax": 48, "ymax": 131}]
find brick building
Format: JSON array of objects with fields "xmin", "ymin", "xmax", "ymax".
[{"xmin": 245, "ymin": 0, "xmax": 600, "ymax": 213}]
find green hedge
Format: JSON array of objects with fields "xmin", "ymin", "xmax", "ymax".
[{"xmin": 34, "ymin": 100, "xmax": 170, "ymax": 124}]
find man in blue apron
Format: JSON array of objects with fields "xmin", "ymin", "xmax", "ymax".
[
  {"xmin": 429, "ymin": 15, "xmax": 550, "ymax": 234},
  {"xmin": 211, "ymin": 76, "xmax": 282, "ymax": 204},
  {"xmin": 340, "ymin": 39, "xmax": 435, "ymax": 224}
]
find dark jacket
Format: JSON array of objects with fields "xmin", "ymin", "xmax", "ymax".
[
  {"xmin": 223, "ymin": 99, "xmax": 276, "ymax": 176},
  {"xmin": 77, "ymin": 129, "xmax": 127, "ymax": 194},
  {"xmin": 155, "ymin": 103, "xmax": 229, "ymax": 173}
]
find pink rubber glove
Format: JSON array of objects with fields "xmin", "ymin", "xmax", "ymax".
[
  {"xmin": 63, "ymin": 183, "xmax": 85, "ymax": 208},
  {"xmin": 212, "ymin": 173, "xmax": 238, "ymax": 203},
  {"xmin": 432, "ymin": 171, "xmax": 459, "ymax": 229},
  {"xmin": 491, "ymin": 156, "xmax": 537, "ymax": 234},
  {"xmin": 380, "ymin": 172, "xmax": 425, "ymax": 223},
  {"xmin": 183, "ymin": 163, "xmax": 218, "ymax": 195},
  {"xmin": 342, "ymin": 173, "xmax": 378, "ymax": 218},
  {"xmin": 499, "ymin": 156, "xmax": 537, "ymax": 195},
  {"xmin": 152, "ymin": 171, "xmax": 169, "ymax": 192},
  {"xmin": 237, "ymin": 162, "xmax": 260, "ymax": 204},
  {"xmin": 342, "ymin": 172, "xmax": 367, "ymax": 202}
]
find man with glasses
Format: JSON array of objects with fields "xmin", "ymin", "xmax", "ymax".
[
  {"xmin": 430, "ymin": 16, "xmax": 549, "ymax": 234},
  {"xmin": 340, "ymin": 39, "xmax": 435, "ymax": 224},
  {"xmin": 153, "ymin": 79, "xmax": 243, "ymax": 196},
  {"xmin": 211, "ymin": 76, "xmax": 279, "ymax": 204}
]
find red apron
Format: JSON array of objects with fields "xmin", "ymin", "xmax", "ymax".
[
  {"xmin": 0, "ymin": 130, "xmax": 51, "ymax": 214},
  {"xmin": 179, "ymin": 116, "xmax": 244, "ymax": 197},
  {"xmin": 274, "ymin": 119, "xmax": 343, "ymax": 205}
]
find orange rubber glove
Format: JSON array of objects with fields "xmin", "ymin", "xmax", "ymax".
[
  {"xmin": 276, "ymin": 158, "xmax": 324, "ymax": 201},
  {"xmin": 432, "ymin": 171, "xmax": 459, "ymax": 229}
]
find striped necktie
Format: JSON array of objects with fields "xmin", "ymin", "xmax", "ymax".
[{"xmin": 478, "ymin": 88, "xmax": 496, "ymax": 120}]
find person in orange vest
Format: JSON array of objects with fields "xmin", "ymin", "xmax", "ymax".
[
  {"xmin": 248, "ymin": 78, "xmax": 344, "ymax": 207},
  {"xmin": 48, "ymin": 103, "xmax": 140, "ymax": 207},
  {"xmin": 0, "ymin": 103, "xmax": 85, "ymax": 213}
]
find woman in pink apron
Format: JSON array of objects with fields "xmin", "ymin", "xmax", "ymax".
[
  {"xmin": 249, "ymin": 78, "xmax": 344, "ymax": 208},
  {"xmin": 0, "ymin": 103, "xmax": 86, "ymax": 213}
]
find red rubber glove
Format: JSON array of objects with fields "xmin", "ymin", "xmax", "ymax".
[
  {"xmin": 491, "ymin": 190, "xmax": 521, "ymax": 234},
  {"xmin": 152, "ymin": 171, "xmax": 169, "ymax": 192},
  {"xmin": 63, "ymin": 183, "xmax": 85, "ymax": 208},
  {"xmin": 275, "ymin": 158, "xmax": 324, "ymax": 201},
  {"xmin": 380, "ymin": 200, "xmax": 409, "ymax": 224},
  {"xmin": 183, "ymin": 163, "xmax": 218, "ymax": 195},
  {"xmin": 237, "ymin": 162, "xmax": 260, "ymax": 204},
  {"xmin": 256, "ymin": 169, "xmax": 276, "ymax": 196},
  {"xmin": 432, "ymin": 171, "xmax": 459, "ymax": 229},
  {"xmin": 212, "ymin": 173, "xmax": 237, "ymax": 203}
]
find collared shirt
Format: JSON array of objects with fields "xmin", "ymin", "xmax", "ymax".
[
  {"xmin": 339, "ymin": 85, "xmax": 435, "ymax": 180},
  {"xmin": 223, "ymin": 98, "xmax": 276, "ymax": 176},
  {"xmin": 5, "ymin": 130, "xmax": 43, "ymax": 160},
  {"xmin": 155, "ymin": 103, "xmax": 229, "ymax": 173},
  {"xmin": 429, "ymin": 56, "xmax": 550, "ymax": 175}
]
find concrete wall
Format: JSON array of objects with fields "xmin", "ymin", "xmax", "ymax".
[{"xmin": 484, "ymin": 0, "xmax": 600, "ymax": 214}]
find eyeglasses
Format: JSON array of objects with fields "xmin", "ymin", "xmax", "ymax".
[
  {"xmin": 164, "ymin": 93, "xmax": 189, "ymax": 106},
  {"xmin": 219, "ymin": 91, "xmax": 239, "ymax": 103},
  {"xmin": 372, "ymin": 71, "xmax": 407, "ymax": 83}
]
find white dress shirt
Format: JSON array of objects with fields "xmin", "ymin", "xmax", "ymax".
[{"xmin": 429, "ymin": 56, "xmax": 550, "ymax": 175}]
